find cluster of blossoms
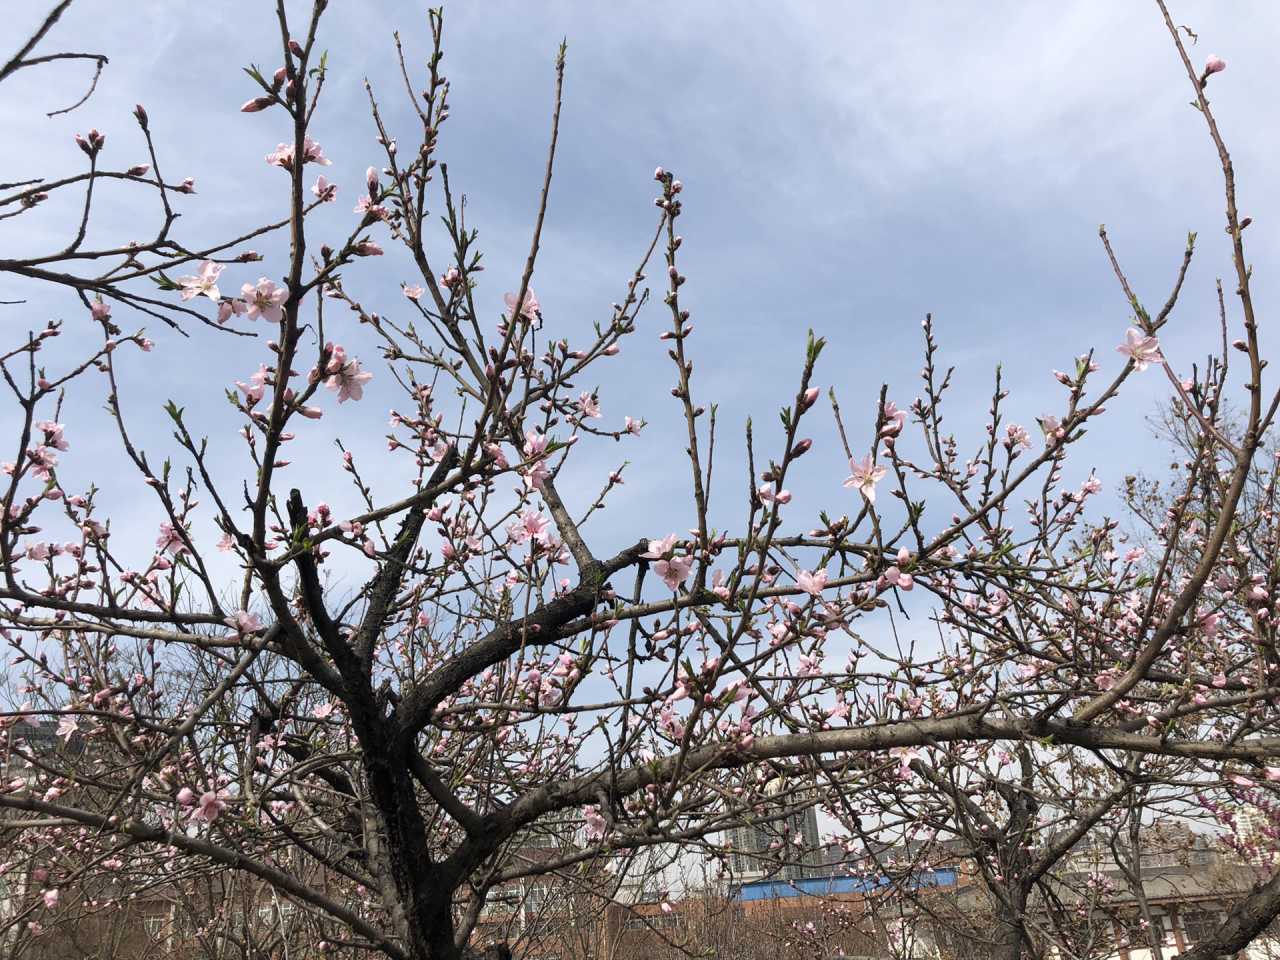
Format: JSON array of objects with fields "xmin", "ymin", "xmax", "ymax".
[
  {"xmin": 175, "ymin": 260, "xmax": 289, "ymax": 325},
  {"xmin": 313, "ymin": 343, "xmax": 374, "ymax": 403}
]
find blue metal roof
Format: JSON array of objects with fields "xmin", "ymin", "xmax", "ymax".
[{"xmin": 734, "ymin": 868, "xmax": 957, "ymax": 901}]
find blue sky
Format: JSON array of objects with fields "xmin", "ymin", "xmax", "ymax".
[{"xmin": 2, "ymin": 0, "xmax": 1278, "ymax": 591}]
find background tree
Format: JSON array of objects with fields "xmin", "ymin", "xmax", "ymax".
[{"xmin": 1, "ymin": 3, "xmax": 1278, "ymax": 960}]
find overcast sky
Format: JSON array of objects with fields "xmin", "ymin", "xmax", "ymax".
[{"xmin": 2, "ymin": 1, "xmax": 1278, "ymax": 597}]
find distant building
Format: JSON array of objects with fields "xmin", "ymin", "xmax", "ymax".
[
  {"xmin": 725, "ymin": 780, "xmax": 822, "ymax": 881},
  {"xmin": 914, "ymin": 826, "xmax": 1280, "ymax": 960}
]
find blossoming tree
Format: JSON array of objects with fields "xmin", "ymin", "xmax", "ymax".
[{"xmin": 1, "ymin": 3, "xmax": 1277, "ymax": 960}]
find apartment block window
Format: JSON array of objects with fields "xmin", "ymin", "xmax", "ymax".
[
  {"xmin": 1181, "ymin": 910, "xmax": 1221, "ymax": 944},
  {"xmin": 1122, "ymin": 915, "xmax": 1165, "ymax": 945},
  {"xmin": 142, "ymin": 914, "xmax": 168, "ymax": 941}
]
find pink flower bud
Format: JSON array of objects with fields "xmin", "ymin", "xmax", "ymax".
[
  {"xmin": 241, "ymin": 97, "xmax": 274, "ymax": 113},
  {"xmin": 1205, "ymin": 55, "xmax": 1226, "ymax": 75},
  {"xmin": 133, "ymin": 104, "xmax": 149, "ymax": 129}
]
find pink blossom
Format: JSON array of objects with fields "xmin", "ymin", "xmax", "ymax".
[
  {"xmin": 311, "ymin": 175, "xmax": 337, "ymax": 202},
  {"xmin": 42, "ymin": 889, "xmax": 58, "ymax": 909},
  {"xmin": 657, "ymin": 555, "xmax": 693, "ymax": 590},
  {"xmin": 796, "ymin": 569, "xmax": 828, "ymax": 596},
  {"xmin": 508, "ymin": 509, "xmax": 550, "ymax": 545},
  {"xmin": 1205, "ymin": 55, "xmax": 1226, "ymax": 75},
  {"xmin": 880, "ymin": 400, "xmax": 906, "ymax": 437},
  {"xmin": 523, "ymin": 431, "xmax": 549, "ymax": 459},
  {"xmin": 236, "ymin": 363, "xmax": 269, "ymax": 404},
  {"xmin": 643, "ymin": 533, "xmax": 679, "ymax": 559},
  {"xmin": 313, "ymin": 702, "xmax": 336, "ymax": 720},
  {"xmin": 503, "ymin": 288, "xmax": 541, "ymax": 326},
  {"xmin": 55, "ymin": 716, "xmax": 78, "ymax": 741},
  {"xmin": 36, "ymin": 421, "xmax": 68, "ymax": 451},
  {"xmin": 583, "ymin": 805, "xmax": 607, "ymax": 841},
  {"xmin": 1039, "ymin": 415, "xmax": 1064, "ymax": 442},
  {"xmin": 1116, "ymin": 328, "xmax": 1163, "ymax": 372},
  {"xmin": 217, "ymin": 299, "xmax": 246, "ymax": 324},
  {"xmin": 324, "ymin": 353, "xmax": 373, "ymax": 403},
  {"xmin": 624, "ymin": 416, "xmax": 643, "ymax": 435},
  {"xmin": 265, "ymin": 136, "xmax": 330, "ymax": 169},
  {"xmin": 880, "ymin": 566, "xmax": 913, "ymax": 592},
  {"xmin": 224, "ymin": 610, "xmax": 263, "ymax": 637},
  {"xmin": 578, "ymin": 392, "xmax": 602, "ymax": 419},
  {"xmin": 844, "ymin": 455, "xmax": 887, "ymax": 503},
  {"xmin": 90, "ymin": 300, "xmax": 111, "ymax": 321},
  {"xmin": 155, "ymin": 521, "xmax": 187, "ymax": 556},
  {"xmin": 403, "ymin": 285, "xmax": 425, "ymax": 301},
  {"xmin": 758, "ymin": 483, "xmax": 792, "ymax": 505},
  {"xmin": 241, "ymin": 278, "xmax": 288, "ymax": 323},
  {"xmin": 711, "ymin": 569, "xmax": 731, "ymax": 600},
  {"xmin": 27, "ymin": 445, "xmax": 57, "ymax": 480},
  {"xmin": 354, "ymin": 195, "xmax": 387, "ymax": 220},
  {"xmin": 1006, "ymin": 424, "xmax": 1031, "ymax": 450},
  {"xmin": 176, "ymin": 787, "xmax": 196, "ymax": 806},
  {"xmin": 642, "ymin": 533, "xmax": 693, "ymax": 590},
  {"xmin": 892, "ymin": 746, "xmax": 920, "ymax": 778},
  {"xmin": 189, "ymin": 790, "xmax": 226, "ymax": 824},
  {"xmin": 176, "ymin": 261, "xmax": 224, "ymax": 302}
]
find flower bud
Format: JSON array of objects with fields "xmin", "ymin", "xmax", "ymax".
[
  {"xmin": 241, "ymin": 97, "xmax": 274, "ymax": 113},
  {"xmin": 1205, "ymin": 55, "xmax": 1226, "ymax": 75},
  {"xmin": 133, "ymin": 104, "xmax": 149, "ymax": 129}
]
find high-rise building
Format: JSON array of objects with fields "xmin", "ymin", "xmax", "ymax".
[{"xmin": 726, "ymin": 781, "xmax": 821, "ymax": 881}]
